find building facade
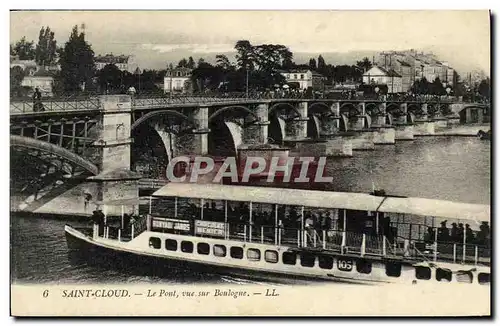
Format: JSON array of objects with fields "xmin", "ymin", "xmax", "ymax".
[
  {"xmin": 362, "ymin": 66, "xmax": 403, "ymax": 93},
  {"xmin": 21, "ymin": 67, "xmax": 55, "ymax": 97},
  {"xmin": 95, "ymin": 54, "xmax": 136, "ymax": 72},
  {"xmin": 375, "ymin": 50, "xmax": 456, "ymax": 91},
  {"xmin": 280, "ymin": 70, "xmax": 326, "ymax": 90},
  {"xmin": 164, "ymin": 67, "xmax": 193, "ymax": 93}
]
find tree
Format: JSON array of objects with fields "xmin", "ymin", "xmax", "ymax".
[
  {"xmin": 177, "ymin": 58, "xmax": 188, "ymax": 68},
  {"xmin": 10, "ymin": 66, "xmax": 26, "ymax": 97},
  {"xmin": 35, "ymin": 26, "xmax": 57, "ymax": 66},
  {"xmin": 308, "ymin": 58, "xmax": 317, "ymax": 70},
  {"xmin": 10, "ymin": 37, "xmax": 36, "ymax": 60},
  {"xmin": 410, "ymin": 77, "xmax": 430, "ymax": 94},
  {"xmin": 187, "ymin": 56, "xmax": 196, "ymax": 69},
  {"xmin": 429, "ymin": 77, "xmax": 445, "ymax": 95},
  {"xmin": 215, "ymin": 54, "xmax": 232, "ymax": 71},
  {"xmin": 356, "ymin": 57, "xmax": 372, "ymax": 73},
  {"xmin": 235, "ymin": 40, "xmax": 254, "ymax": 71},
  {"xmin": 317, "ymin": 55, "xmax": 326, "ymax": 73},
  {"xmin": 58, "ymin": 25, "xmax": 96, "ymax": 92},
  {"xmin": 97, "ymin": 64, "xmax": 124, "ymax": 92},
  {"xmin": 478, "ymin": 78, "xmax": 490, "ymax": 99}
]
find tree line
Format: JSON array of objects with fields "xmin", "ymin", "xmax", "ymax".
[{"xmin": 10, "ymin": 26, "xmax": 491, "ymax": 100}]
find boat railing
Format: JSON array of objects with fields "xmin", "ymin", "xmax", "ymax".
[
  {"xmin": 92, "ymin": 215, "xmax": 491, "ymax": 266},
  {"xmin": 92, "ymin": 214, "xmax": 149, "ymax": 242},
  {"xmin": 382, "ymin": 235, "xmax": 492, "ymax": 266}
]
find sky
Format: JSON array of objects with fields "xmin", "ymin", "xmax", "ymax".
[{"xmin": 10, "ymin": 10, "xmax": 491, "ymax": 75}]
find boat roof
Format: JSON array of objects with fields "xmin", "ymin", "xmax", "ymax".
[
  {"xmin": 152, "ymin": 183, "xmax": 490, "ymax": 222},
  {"xmin": 153, "ymin": 183, "xmax": 383, "ymax": 211},
  {"xmin": 377, "ymin": 197, "xmax": 490, "ymax": 223}
]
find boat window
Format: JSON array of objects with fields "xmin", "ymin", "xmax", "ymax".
[
  {"xmin": 385, "ymin": 261, "xmax": 402, "ymax": 277},
  {"xmin": 478, "ymin": 273, "xmax": 490, "ymax": 285},
  {"xmin": 165, "ymin": 239, "xmax": 177, "ymax": 251},
  {"xmin": 149, "ymin": 237, "xmax": 161, "ymax": 249},
  {"xmin": 230, "ymin": 246, "xmax": 243, "ymax": 259},
  {"xmin": 181, "ymin": 241, "xmax": 193, "ymax": 253},
  {"xmin": 456, "ymin": 270, "xmax": 473, "ymax": 283},
  {"xmin": 318, "ymin": 255, "xmax": 334, "ymax": 270},
  {"xmin": 282, "ymin": 252, "xmax": 296, "ymax": 265},
  {"xmin": 265, "ymin": 250, "xmax": 278, "ymax": 264},
  {"xmin": 197, "ymin": 242, "xmax": 210, "ymax": 255},
  {"xmin": 436, "ymin": 268, "xmax": 452, "ymax": 282},
  {"xmin": 300, "ymin": 253, "xmax": 316, "ymax": 268},
  {"xmin": 213, "ymin": 244, "xmax": 226, "ymax": 257},
  {"xmin": 415, "ymin": 266, "xmax": 431, "ymax": 280},
  {"xmin": 356, "ymin": 259, "xmax": 372, "ymax": 274},
  {"xmin": 247, "ymin": 248, "xmax": 261, "ymax": 261}
]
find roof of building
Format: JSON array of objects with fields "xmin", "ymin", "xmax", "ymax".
[
  {"xmin": 32, "ymin": 67, "xmax": 58, "ymax": 77},
  {"xmin": 96, "ymin": 54, "xmax": 130, "ymax": 64},
  {"xmin": 397, "ymin": 60, "xmax": 411, "ymax": 67},
  {"xmin": 167, "ymin": 67, "xmax": 193, "ymax": 72},
  {"xmin": 364, "ymin": 66, "xmax": 402, "ymax": 78},
  {"xmin": 279, "ymin": 69, "xmax": 311, "ymax": 74}
]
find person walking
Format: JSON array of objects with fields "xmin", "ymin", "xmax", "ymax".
[{"xmin": 33, "ymin": 87, "xmax": 44, "ymax": 112}]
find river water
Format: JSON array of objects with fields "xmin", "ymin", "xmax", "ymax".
[{"xmin": 10, "ymin": 136, "xmax": 490, "ymax": 284}]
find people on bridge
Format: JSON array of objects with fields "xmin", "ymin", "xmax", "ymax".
[{"xmin": 33, "ymin": 87, "xmax": 44, "ymax": 112}]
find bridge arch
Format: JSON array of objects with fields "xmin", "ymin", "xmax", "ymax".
[
  {"xmin": 10, "ymin": 135, "xmax": 99, "ymax": 175},
  {"xmin": 386, "ymin": 103, "xmax": 404, "ymax": 116},
  {"xmin": 132, "ymin": 110, "xmax": 196, "ymax": 131},
  {"xmin": 339, "ymin": 102, "xmax": 357, "ymax": 110},
  {"xmin": 208, "ymin": 105, "xmax": 259, "ymax": 123},
  {"xmin": 268, "ymin": 102, "xmax": 302, "ymax": 118},
  {"xmin": 365, "ymin": 103, "xmax": 383, "ymax": 116},
  {"xmin": 308, "ymin": 102, "xmax": 331, "ymax": 114}
]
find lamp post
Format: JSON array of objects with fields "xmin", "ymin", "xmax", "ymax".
[
  {"xmin": 246, "ymin": 66, "xmax": 249, "ymax": 99},
  {"xmin": 170, "ymin": 70, "xmax": 173, "ymax": 99}
]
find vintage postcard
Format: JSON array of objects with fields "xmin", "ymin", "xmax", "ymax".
[{"xmin": 9, "ymin": 10, "xmax": 491, "ymax": 316}]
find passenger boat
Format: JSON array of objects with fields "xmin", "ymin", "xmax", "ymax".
[{"xmin": 65, "ymin": 183, "xmax": 491, "ymax": 286}]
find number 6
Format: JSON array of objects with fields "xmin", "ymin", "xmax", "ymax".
[{"xmin": 43, "ymin": 290, "xmax": 49, "ymax": 298}]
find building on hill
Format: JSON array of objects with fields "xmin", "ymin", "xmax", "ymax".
[
  {"xmin": 95, "ymin": 54, "xmax": 137, "ymax": 72},
  {"xmin": 362, "ymin": 65, "xmax": 403, "ymax": 93},
  {"xmin": 375, "ymin": 50, "xmax": 455, "ymax": 90},
  {"xmin": 164, "ymin": 67, "xmax": 193, "ymax": 94},
  {"xmin": 279, "ymin": 69, "xmax": 326, "ymax": 90},
  {"xmin": 21, "ymin": 67, "xmax": 56, "ymax": 97}
]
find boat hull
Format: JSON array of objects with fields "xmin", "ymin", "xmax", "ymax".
[{"xmin": 64, "ymin": 226, "xmax": 362, "ymax": 285}]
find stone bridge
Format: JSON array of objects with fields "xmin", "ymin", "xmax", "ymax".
[{"xmin": 10, "ymin": 95, "xmax": 489, "ymax": 215}]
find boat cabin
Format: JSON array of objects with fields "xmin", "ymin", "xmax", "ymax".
[{"xmin": 137, "ymin": 183, "xmax": 491, "ymax": 266}]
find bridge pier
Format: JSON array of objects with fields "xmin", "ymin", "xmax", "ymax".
[
  {"xmin": 192, "ymin": 107, "xmax": 210, "ymax": 155},
  {"xmin": 394, "ymin": 103, "xmax": 414, "ymax": 140},
  {"xmin": 286, "ymin": 102, "xmax": 309, "ymax": 140},
  {"xmin": 433, "ymin": 116, "xmax": 449, "ymax": 130},
  {"xmin": 242, "ymin": 103, "xmax": 270, "ymax": 146},
  {"xmin": 413, "ymin": 103, "xmax": 435, "ymax": 136},
  {"xmin": 370, "ymin": 102, "xmax": 395, "ymax": 145},
  {"xmin": 307, "ymin": 115, "xmax": 353, "ymax": 157},
  {"xmin": 88, "ymin": 95, "xmax": 141, "ymax": 216},
  {"xmin": 343, "ymin": 103, "xmax": 375, "ymax": 150}
]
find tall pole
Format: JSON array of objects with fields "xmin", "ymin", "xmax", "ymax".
[
  {"xmin": 246, "ymin": 68, "xmax": 249, "ymax": 99},
  {"xmin": 170, "ymin": 69, "xmax": 173, "ymax": 99}
]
